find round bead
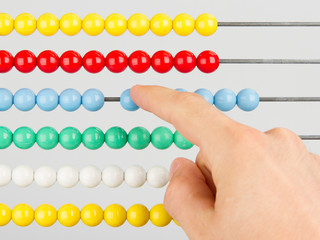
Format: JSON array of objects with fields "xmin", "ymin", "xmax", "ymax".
[
  {"xmin": 106, "ymin": 50, "xmax": 128, "ymax": 73},
  {"xmin": 173, "ymin": 13, "xmax": 195, "ymax": 36},
  {"xmin": 12, "ymin": 165, "xmax": 33, "ymax": 187},
  {"xmin": 14, "ymin": 13, "xmax": 36, "ymax": 36},
  {"xmin": 59, "ymin": 127, "xmax": 82, "ymax": 150},
  {"xmin": 58, "ymin": 204, "xmax": 80, "ymax": 227},
  {"xmin": 14, "ymin": 50, "xmax": 37, "ymax": 73},
  {"xmin": 120, "ymin": 88, "xmax": 139, "ymax": 111},
  {"xmin": 0, "ymin": 203, "xmax": 11, "ymax": 226},
  {"xmin": 81, "ymin": 204, "xmax": 103, "ymax": 227},
  {"xmin": 128, "ymin": 127, "xmax": 150, "ymax": 150},
  {"xmin": 59, "ymin": 88, "xmax": 82, "ymax": 112},
  {"xmin": 0, "ymin": 164, "xmax": 11, "ymax": 186},
  {"xmin": 214, "ymin": 89, "xmax": 237, "ymax": 111},
  {"xmin": 147, "ymin": 166, "xmax": 169, "ymax": 188},
  {"xmin": 194, "ymin": 88, "xmax": 214, "ymax": 105},
  {"xmin": 0, "ymin": 50, "xmax": 14, "ymax": 72},
  {"xmin": 0, "ymin": 127, "xmax": 12, "ymax": 149},
  {"xmin": 37, "ymin": 13, "xmax": 59, "ymax": 36},
  {"xmin": 128, "ymin": 50, "xmax": 151, "ymax": 73},
  {"xmin": 128, "ymin": 13, "xmax": 149, "ymax": 36},
  {"xmin": 150, "ymin": 14, "xmax": 172, "ymax": 36},
  {"xmin": 83, "ymin": 50, "xmax": 105, "ymax": 73},
  {"xmin": 80, "ymin": 166, "xmax": 101, "ymax": 188},
  {"xmin": 102, "ymin": 165, "xmax": 123, "ymax": 188},
  {"xmin": 35, "ymin": 204, "xmax": 57, "ymax": 227},
  {"xmin": 105, "ymin": 13, "xmax": 127, "ymax": 36},
  {"xmin": 13, "ymin": 127, "xmax": 36, "ymax": 149},
  {"xmin": 0, "ymin": 13, "xmax": 14, "ymax": 35},
  {"xmin": 60, "ymin": 50, "xmax": 82, "ymax": 73},
  {"xmin": 174, "ymin": 131, "xmax": 193, "ymax": 150},
  {"xmin": 151, "ymin": 50, "xmax": 174, "ymax": 73},
  {"xmin": 37, "ymin": 50, "xmax": 59, "ymax": 73},
  {"xmin": 150, "ymin": 204, "xmax": 172, "ymax": 227},
  {"xmin": 82, "ymin": 13, "xmax": 104, "ymax": 36},
  {"xmin": 105, "ymin": 127, "xmax": 127, "ymax": 149},
  {"xmin": 82, "ymin": 89, "xmax": 105, "ymax": 111},
  {"xmin": 14, "ymin": 88, "xmax": 36, "ymax": 111},
  {"xmin": 127, "ymin": 204, "xmax": 149, "ymax": 227},
  {"xmin": 174, "ymin": 50, "xmax": 196, "ymax": 73},
  {"xmin": 104, "ymin": 204, "xmax": 126, "ymax": 227},
  {"xmin": 125, "ymin": 165, "xmax": 146, "ymax": 188},
  {"xmin": 36, "ymin": 127, "xmax": 59, "ymax": 150},
  {"xmin": 237, "ymin": 88, "xmax": 260, "ymax": 112},
  {"xmin": 60, "ymin": 13, "xmax": 82, "ymax": 36},
  {"xmin": 12, "ymin": 204, "xmax": 34, "ymax": 226},
  {"xmin": 197, "ymin": 50, "xmax": 220, "ymax": 73},
  {"xmin": 37, "ymin": 88, "xmax": 59, "ymax": 111},
  {"xmin": 195, "ymin": 14, "xmax": 218, "ymax": 36},
  {"xmin": 0, "ymin": 88, "xmax": 13, "ymax": 111},
  {"xmin": 57, "ymin": 166, "xmax": 79, "ymax": 188},
  {"xmin": 34, "ymin": 166, "xmax": 56, "ymax": 188},
  {"xmin": 82, "ymin": 127, "xmax": 104, "ymax": 150},
  {"xmin": 151, "ymin": 127, "xmax": 173, "ymax": 150}
]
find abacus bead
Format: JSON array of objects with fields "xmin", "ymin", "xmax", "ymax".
[
  {"xmin": 60, "ymin": 13, "xmax": 82, "ymax": 36},
  {"xmin": 128, "ymin": 127, "xmax": 150, "ymax": 150},
  {"xmin": 13, "ymin": 127, "xmax": 36, "ymax": 149},
  {"xmin": 174, "ymin": 131, "xmax": 193, "ymax": 149},
  {"xmin": 147, "ymin": 166, "xmax": 169, "ymax": 188},
  {"xmin": 37, "ymin": 50, "xmax": 59, "ymax": 73},
  {"xmin": 35, "ymin": 204, "xmax": 57, "ymax": 227},
  {"xmin": 82, "ymin": 127, "xmax": 105, "ymax": 150},
  {"xmin": 37, "ymin": 88, "xmax": 59, "ymax": 111},
  {"xmin": 14, "ymin": 13, "xmax": 36, "ymax": 36},
  {"xmin": 82, "ymin": 13, "xmax": 105, "ymax": 36},
  {"xmin": 58, "ymin": 204, "xmax": 80, "ymax": 227},
  {"xmin": 237, "ymin": 88, "xmax": 260, "ymax": 112},
  {"xmin": 59, "ymin": 127, "xmax": 82, "ymax": 150},
  {"xmin": 104, "ymin": 204, "xmax": 126, "ymax": 227},
  {"xmin": 82, "ymin": 89, "xmax": 105, "ymax": 111},
  {"xmin": 120, "ymin": 88, "xmax": 139, "ymax": 111},
  {"xmin": 151, "ymin": 51, "xmax": 174, "ymax": 73},
  {"xmin": 80, "ymin": 166, "xmax": 101, "ymax": 188},
  {"xmin": 150, "ymin": 204, "xmax": 172, "ymax": 227},
  {"xmin": 0, "ymin": 204, "xmax": 11, "ymax": 226},
  {"xmin": 128, "ymin": 13, "xmax": 149, "ymax": 36},
  {"xmin": 197, "ymin": 50, "xmax": 220, "ymax": 73},
  {"xmin": 151, "ymin": 127, "xmax": 173, "ymax": 149},
  {"xmin": 173, "ymin": 13, "xmax": 195, "ymax": 36},
  {"xmin": 12, "ymin": 204, "xmax": 34, "ymax": 227},
  {"xmin": 83, "ymin": 50, "xmax": 105, "ymax": 73},
  {"xmin": 125, "ymin": 165, "xmax": 146, "ymax": 188},
  {"xmin": 14, "ymin": 88, "xmax": 36, "ymax": 111},
  {"xmin": 214, "ymin": 89, "xmax": 237, "ymax": 111},
  {"xmin": 60, "ymin": 50, "xmax": 82, "ymax": 73},
  {"xmin": 12, "ymin": 165, "xmax": 34, "ymax": 187},
  {"xmin": 105, "ymin": 127, "xmax": 127, "ymax": 149},
  {"xmin": 59, "ymin": 89, "xmax": 82, "ymax": 112},
  {"xmin": 0, "ymin": 50, "xmax": 14, "ymax": 72},
  {"xmin": 36, "ymin": 127, "xmax": 59, "ymax": 150},
  {"xmin": 175, "ymin": 88, "xmax": 187, "ymax": 92},
  {"xmin": 150, "ymin": 14, "xmax": 172, "ymax": 36},
  {"xmin": 0, "ymin": 164, "xmax": 11, "ymax": 186},
  {"xmin": 0, "ymin": 88, "xmax": 13, "ymax": 111},
  {"xmin": 105, "ymin": 13, "xmax": 127, "ymax": 36},
  {"xmin": 194, "ymin": 88, "xmax": 214, "ymax": 105},
  {"xmin": 57, "ymin": 166, "xmax": 79, "ymax": 188},
  {"xmin": 0, "ymin": 13, "xmax": 14, "ymax": 35},
  {"xmin": 106, "ymin": 50, "xmax": 128, "ymax": 73},
  {"xmin": 174, "ymin": 50, "xmax": 196, "ymax": 73},
  {"xmin": 128, "ymin": 50, "xmax": 151, "ymax": 73},
  {"xmin": 195, "ymin": 14, "xmax": 218, "ymax": 36},
  {"xmin": 102, "ymin": 165, "xmax": 123, "ymax": 188},
  {"xmin": 34, "ymin": 166, "xmax": 56, "ymax": 188},
  {"xmin": 14, "ymin": 50, "xmax": 37, "ymax": 73},
  {"xmin": 81, "ymin": 204, "xmax": 103, "ymax": 227},
  {"xmin": 0, "ymin": 126, "xmax": 12, "ymax": 149},
  {"xmin": 127, "ymin": 204, "xmax": 149, "ymax": 227},
  {"xmin": 37, "ymin": 13, "xmax": 60, "ymax": 36}
]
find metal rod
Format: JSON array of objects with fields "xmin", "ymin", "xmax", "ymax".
[
  {"xmin": 219, "ymin": 22, "xmax": 320, "ymax": 27},
  {"xmin": 300, "ymin": 136, "xmax": 320, "ymax": 140},
  {"xmin": 260, "ymin": 97, "xmax": 320, "ymax": 102},
  {"xmin": 104, "ymin": 97, "xmax": 120, "ymax": 102},
  {"xmin": 219, "ymin": 59, "xmax": 320, "ymax": 64}
]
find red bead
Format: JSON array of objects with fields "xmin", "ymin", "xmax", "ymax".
[
  {"xmin": 0, "ymin": 50, "xmax": 13, "ymax": 73},
  {"xmin": 151, "ymin": 51, "xmax": 174, "ymax": 74},
  {"xmin": 83, "ymin": 50, "xmax": 105, "ymax": 73},
  {"xmin": 37, "ymin": 50, "xmax": 60, "ymax": 73},
  {"xmin": 106, "ymin": 50, "xmax": 128, "ymax": 73},
  {"xmin": 14, "ymin": 50, "xmax": 37, "ymax": 73},
  {"xmin": 174, "ymin": 50, "xmax": 196, "ymax": 73},
  {"xmin": 60, "ymin": 50, "xmax": 82, "ymax": 73},
  {"xmin": 128, "ymin": 50, "xmax": 151, "ymax": 73},
  {"xmin": 197, "ymin": 50, "xmax": 220, "ymax": 73}
]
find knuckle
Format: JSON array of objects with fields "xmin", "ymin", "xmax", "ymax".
[{"xmin": 266, "ymin": 127, "xmax": 305, "ymax": 150}]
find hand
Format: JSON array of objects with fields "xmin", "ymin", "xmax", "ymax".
[{"xmin": 131, "ymin": 85, "xmax": 320, "ymax": 240}]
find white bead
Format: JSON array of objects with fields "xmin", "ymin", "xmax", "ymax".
[
  {"xmin": 34, "ymin": 166, "xmax": 56, "ymax": 188},
  {"xmin": 80, "ymin": 166, "xmax": 101, "ymax": 188},
  {"xmin": 102, "ymin": 165, "xmax": 123, "ymax": 188},
  {"xmin": 147, "ymin": 166, "xmax": 169, "ymax": 188},
  {"xmin": 125, "ymin": 165, "xmax": 146, "ymax": 188},
  {"xmin": 57, "ymin": 166, "xmax": 79, "ymax": 188},
  {"xmin": 0, "ymin": 164, "xmax": 11, "ymax": 187},
  {"xmin": 12, "ymin": 165, "xmax": 33, "ymax": 187}
]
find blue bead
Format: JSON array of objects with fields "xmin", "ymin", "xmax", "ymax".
[
  {"xmin": 194, "ymin": 88, "xmax": 214, "ymax": 105},
  {"xmin": 59, "ymin": 89, "xmax": 82, "ymax": 112},
  {"xmin": 120, "ymin": 88, "xmax": 139, "ymax": 111},
  {"xmin": 14, "ymin": 88, "xmax": 36, "ymax": 111},
  {"xmin": 0, "ymin": 88, "xmax": 13, "ymax": 111},
  {"xmin": 37, "ymin": 88, "xmax": 59, "ymax": 111},
  {"xmin": 175, "ymin": 88, "xmax": 187, "ymax": 92},
  {"xmin": 82, "ymin": 89, "xmax": 104, "ymax": 111},
  {"xmin": 214, "ymin": 89, "xmax": 236, "ymax": 111},
  {"xmin": 237, "ymin": 88, "xmax": 260, "ymax": 112}
]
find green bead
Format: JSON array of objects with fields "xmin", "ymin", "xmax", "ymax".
[
  {"xmin": 105, "ymin": 127, "xmax": 127, "ymax": 149},
  {"xmin": 59, "ymin": 127, "xmax": 82, "ymax": 150},
  {"xmin": 151, "ymin": 127, "xmax": 173, "ymax": 150},
  {"xmin": 128, "ymin": 127, "xmax": 150, "ymax": 150},
  {"xmin": 13, "ymin": 127, "xmax": 36, "ymax": 149},
  {"xmin": 82, "ymin": 127, "xmax": 104, "ymax": 150},
  {"xmin": 36, "ymin": 127, "xmax": 59, "ymax": 150},
  {"xmin": 0, "ymin": 127, "xmax": 12, "ymax": 149},
  {"xmin": 174, "ymin": 131, "xmax": 193, "ymax": 150}
]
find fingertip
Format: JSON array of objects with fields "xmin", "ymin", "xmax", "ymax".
[{"xmin": 169, "ymin": 157, "xmax": 189, "ymax": 179}]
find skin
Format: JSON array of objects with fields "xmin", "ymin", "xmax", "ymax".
[{"xmin": 131, "ymin": 85, "xmax": 320, "ymax": 240}]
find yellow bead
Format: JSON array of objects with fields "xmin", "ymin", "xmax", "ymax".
[
  {"xmin": 104, "ymin": 204, "xmax": 126, "ymax": 227},
  {"xmin": 82, "ymin": 13, "xmax": 104, "ymax": 36},
  {"xmin": 105, "ymin": 13, "xmax": 127, "ymax": 36},
  {"xmin": 60, "ymin": 13, "xmax": 82, "ymax": 36},
  {"xmin": 0, "ymin": 203, "xmax": 11, "ymax": 226},
  {"xmin": 14, "ymin": 13, "xmax": 37, "ymax": 36},
  {"xmin": 173, "ymin": 219, "xmax": 180, "ymax": 226},
  {"xmin": 12, "ymin": 204, "xmax": 34, "ymax": 227},
  {"xmin": 150, "ymin": 13, "xmax": 172, "ymax": 36},
  {"xmin": 0, "ymin": 13, "xmax": 14, "ymax": 35},
  {"xmin": 150, "ymin": 204, "xmax": 172, "ymax": 227},
  {"xmin": 127, "ymin": 204, "xmax": 149, "ymax": 227},
  {"xmin": 196, "ymin": 13, "xmax": 218, "ymax": 36},
  {"xmin": 35, "ymin": 204, "xmax": 57, "ymax": 227},
  {"xmin": 128, "ymin": 13, "xmax": 149, "ymax": 36},
  {"xmin": 37, "ymin": 13, "xmax": 59, "ymax": 36},
  {"xmin": 173, "ymin": 13, "xmax": 195, "ymax": 36},
  {"xmin": 81, "ymin": 204, "xmax": 103, "ymax": 227},
  {"xmin": 58, "ymin": 204, "xmax": 80, "ymax": 227}
]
